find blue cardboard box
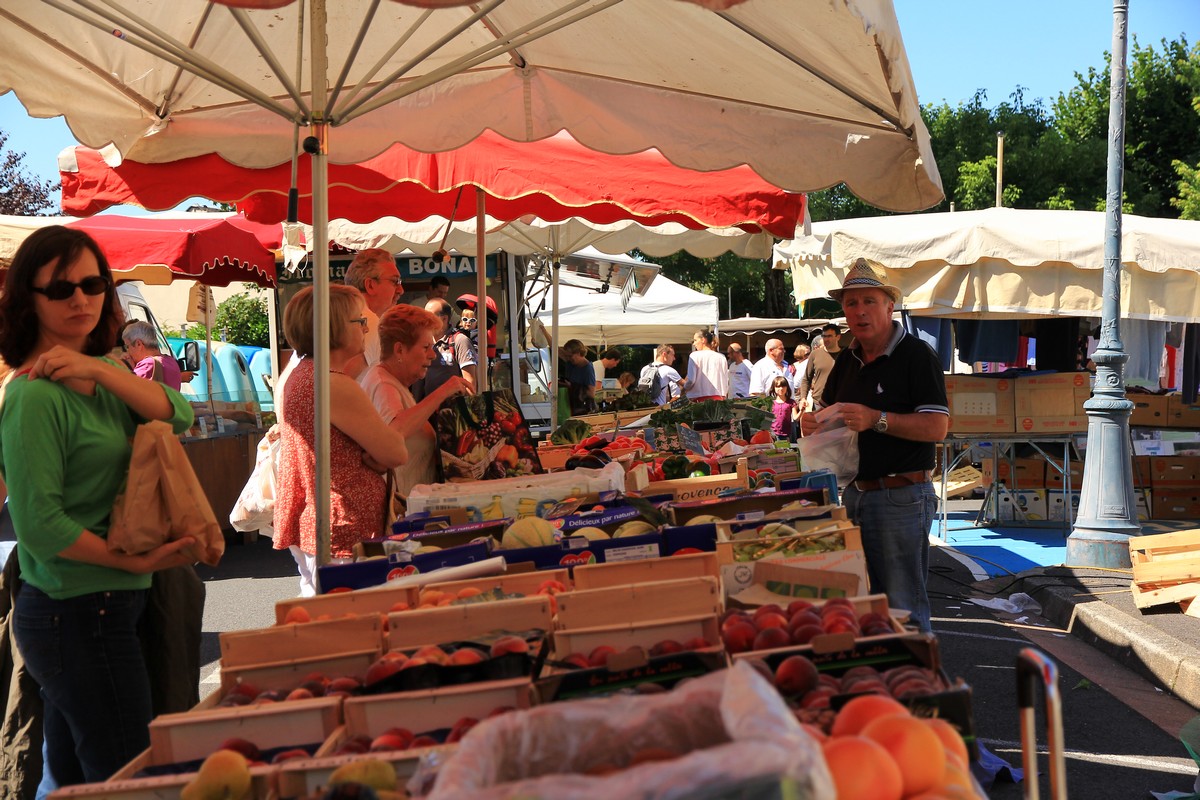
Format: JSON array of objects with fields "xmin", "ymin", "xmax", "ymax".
[{"xmin": 317, "ymin": 541, "xmax": 493, "ymax": 592}]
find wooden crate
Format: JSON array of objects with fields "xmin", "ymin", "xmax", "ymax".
[
  {"xmin": 571, "ymin": 551, "xmax": 720, "ymax": 589},
  {"xmin": 1130, "ymin": 529, "xmax": 1200, "ymax": 609},
  {"xmin": 222, "ymin": 616, "xmax": 385, "ymax": 668},
  {"xmin": 935, "ymin": 465, "xmax": 982, "ymax": 499},
  {"xmin": 386, "ymin": 595, "xmax": 553, "ymax": 650},
  {"xmin": 550, "ymin": 614, "xmax": 722, "ymax": 666},
  {"xmin": 554, "ymin": 577, "xmax": 721, "ymax": 630},
  {"xmin": 275, "ymin": 585, "xmax": 418, "ymax": 625},
  {"xmin": 637, "ymin": 458, "xmax": 750, "ymax": 502},
  {"xmin": 418, "ymin": 569, "xmax": 569, "ymax": 603}
]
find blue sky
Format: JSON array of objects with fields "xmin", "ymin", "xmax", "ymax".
[{"xmin": 1, "ymin": 0, "xmax": 1196, "ymax": 208}]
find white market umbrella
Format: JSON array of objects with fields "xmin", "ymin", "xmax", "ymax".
[
  {"xmin": 777, "ymin": 207, "xmax": 1200, "ymax": 322},
  {"xmin": 0, "ymin": 0, "xmax": 943, "ymax": 563}
]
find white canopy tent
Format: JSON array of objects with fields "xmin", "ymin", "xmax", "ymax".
[
  {"xmin": 545, "ymin": 273, "xmax": 719, "ymax": 348},
  {"xmin": 776, "ymin": 207, "xmax": 1200, "ymax": 322}
]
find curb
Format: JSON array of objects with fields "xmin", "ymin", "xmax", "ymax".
[{"xmin": 1021, "ymin": 576, "xmax": 1200, "ymax": 709}]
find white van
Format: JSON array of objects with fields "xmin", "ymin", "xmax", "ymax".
[{"xmin": 116, "ymin": 283, "xmax": 199, "ymax": 373}]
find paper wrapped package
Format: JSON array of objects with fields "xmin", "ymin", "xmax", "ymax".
[
  {"xmin": 425, "ymin": 662, "xmax": 835, "ymax": 800},
  {"xmin": 406, "ymin": 462, "xmax": 626, "ymax": 521}
]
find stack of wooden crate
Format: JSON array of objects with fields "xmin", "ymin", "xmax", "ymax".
[{"xmin": 1130, "ymin": 529, "xmax": 1200, "ymax": 616}]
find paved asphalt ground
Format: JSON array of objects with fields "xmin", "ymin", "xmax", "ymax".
[{"xmin": 196, "ymin": 530, "xmax": 1200, "ymax": 799}]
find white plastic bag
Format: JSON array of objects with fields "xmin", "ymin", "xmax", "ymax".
[
  {"xmin": 424, "ymin": 662, "xmax": 835, "ymax": 800},
  {"xmin": 797, "ymin": 424, "xmax": 859, "ymax": 485},
  {"xmin": 230, "ymin": 425, "xmax": 280, "ymax": 533}
]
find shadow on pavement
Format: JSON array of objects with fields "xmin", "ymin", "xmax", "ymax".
[{"xmin": 196, "ymin": 535, "xmax": 299, "ymax": 581}]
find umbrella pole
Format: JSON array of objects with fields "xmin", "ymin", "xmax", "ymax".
[
  {"xmin": 311, "ymin": 0, "xmax": 332, "ymax": 569},
  {"xmin": 550, "ymin": 257, "xmax": 560, "ymax": 431},
  {"xmin": 476, "ymin": 188, "xmax": 488, "ymax": 390}
]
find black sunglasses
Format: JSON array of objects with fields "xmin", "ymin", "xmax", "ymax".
[{"xmin": 31, "ymin": 275, "xmax": 111, "ymax": 301}]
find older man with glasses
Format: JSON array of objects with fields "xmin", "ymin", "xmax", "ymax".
[{"xmin": 342, "ymin": 248, "xmax": 404, "ymax": 379}]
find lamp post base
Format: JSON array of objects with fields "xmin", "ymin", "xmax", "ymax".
[{"xmin": 1066, "ymin": 526, "xmax": 1134, "ymax": 569}]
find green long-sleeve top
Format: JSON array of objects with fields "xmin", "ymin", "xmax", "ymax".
[{"xmin": 0, "ymin": 358, "xmax": 193, "ymax": 599}]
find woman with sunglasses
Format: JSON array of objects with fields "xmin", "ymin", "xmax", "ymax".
[
  {"xmin": 0, "ymin": 226, "xmax": 197, "ymax": 788},
  {"xmin": 273, "ymin": 285, "xmax": 409, "ymax": 596}
]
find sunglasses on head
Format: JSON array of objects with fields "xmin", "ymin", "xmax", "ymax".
[{"xmin": 31, "ymin": 275, "xmax": 111, "ymax": 301}]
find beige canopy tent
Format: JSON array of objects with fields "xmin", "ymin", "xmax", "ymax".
[{"xmin": 777, "ymin": 207, "xmax": 1200, "ymax": 322}]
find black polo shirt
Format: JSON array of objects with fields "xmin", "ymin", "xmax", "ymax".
[{"xmin": 820, "ymin": 323, "xmax": 949, "ymax": 481}]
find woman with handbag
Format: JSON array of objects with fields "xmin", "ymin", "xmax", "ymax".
[
  {"xmin": 0, "ymin": 226, "xmax": 197, "ymax": 788},
  {"xmin": 272, "ymin": 285, "xmax": 409, "ymax": 596},
  {"xmin": 360, "ymin": 304, "xmax": 473, "ymax": 498}
]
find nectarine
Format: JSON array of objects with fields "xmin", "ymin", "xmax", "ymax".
[
  {"xmin": 751, "ymin": 626, "xmax": 790, "ymax": 651},
  {"xmin": 829, "ymin": 694, "xmax": 909, "ymax": 737},
  {"xmin": 490, "ymin": 635, "xmax": 530, "ymax": 658},
  {"xmin": 821, "ymin": 736, "xmax": 903, "ymax": 800},
  {"xmin": 861, "ymin": 713, "xmax": 946, "ymax": 796}
]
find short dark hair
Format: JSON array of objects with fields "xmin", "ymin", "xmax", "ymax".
[
  {"xmin": 822, "ymin": 324, "xmax": 841, "ymax": 335},
  {"xmin": 599, "ymin": 348, "xmax": 621, "ymax": 361},
  {"xmin": 0, "ymin": 226, "xmax": 123, "ymax": 367},
  {"xmin": 430, "ymin": 276, "xmax": 450, "ymax": 289},
  {"xmin": 695, "ymin": 329, "xmax": 716, "ymax": 347}
]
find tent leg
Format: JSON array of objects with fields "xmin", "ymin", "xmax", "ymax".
[
  {"xmin": 311, "ymin": 0, "xmax": 332, "ymax": 570},
  {"xmin": 476, "ymin": 188, "xmax": 488, "ymax": 390}
]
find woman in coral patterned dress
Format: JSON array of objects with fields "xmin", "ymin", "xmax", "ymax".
[{"xmin": 273, "ymin": 285, "xmax": 409, "ymax": 595}]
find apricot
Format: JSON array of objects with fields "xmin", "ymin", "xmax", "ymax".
[
  {"xmin": 924, "ymin": 717, "xmax": 970, "ymax": 766},
  {"xmin": 456, "ymin": 586, "xmax": 484, "ymax": 599},
  {"xmin": 829, "ymin": 694, "xmax": 909, "ymax": 737},
  {"xmin": 448, "ymin": 647, "xmax": 487, "ymax": 666},
  {"xmin": 861, "ymin": 713, "xmax": 947, "ymax": 796},
  {"xmin": 649, "ymin": 639, "xmax": 685, "ymax": 657},
  {"xmin": 370, "ymin": 727, "xmax": 414, "ymax": 752},
  {"xmin": 181, "ymin": 749, "xmax": 252, "ymax": 800},
  {"xmin": 491, "ymin": 635, "xmax": 530, "ymax": 658},
  {"xmin": 821, "ymin": 736, "xmax": 903, "ymax": 800},
  {"xmin": 327, "ymin": 676, "xmax": 363, "ymax": 694},
  {"xmin": 282, "ymin": 606, "xmax": 310, "ymax": 624},
  {"xmin": 285, "ymin": 687, "xmax": 314, "ymax": 701},
  {"xmin": 588, "ymin": 645, "xmax": 618, "ymax": 667},
  {"xmin": 751, "ymin": 626, "xmax": 790, "ymax": 651},
  {"xmin": 785, "ymin": 599, "xmax": 815, "ymax": 617},
  {"xmin": 412, "ymin": 645, "xmax": 450, "ymax": 665},
  {"xmin": 364, "ymin": 656, "xmax": 405, "ymax": 686},
  {"xmin": 390, "ymin": 601, "xmax": 410, "ymax": 612},
  {"xmin": 789, "ymin": 624, "xmax": 825, "ymax": 645},
  {"xmin": 773, "ymin": 655, "xmax": 820, "ymax": 696},
  {"xmin": 751, "ymin": 603, "xmax": 785, "ymax": 620}
]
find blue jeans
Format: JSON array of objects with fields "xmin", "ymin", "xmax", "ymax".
[
  {"xmin": 843, "ymin": 481, "xmax": 938, "ymax": 633},
  {"xmin": 13, "ymin": 585, "xmax": 152, "ymax": 786}
]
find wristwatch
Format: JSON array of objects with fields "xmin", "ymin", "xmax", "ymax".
[{"xmin": 872, "ymin": 411, "xmax": 889, "ymax": 433}]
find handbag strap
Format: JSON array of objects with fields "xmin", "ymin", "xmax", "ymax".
[{"xmin": 381, "ymin": 467, "xmax": 395, "ymax": 537}]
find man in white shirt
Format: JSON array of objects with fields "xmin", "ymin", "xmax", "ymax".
[
  {"xmin": 592, "ymin": 348, "xmax": 621, "ymax": 390},
  {"xmin": 726, "ymin": 343, "xmax": 753, "ymax": 398},
  {"xmin": 749, "ymin": 338, "xmax": 788, "ymax": 396},
  {"xmin": 681, "ymin": 330, "xmax": 730, "ymax": 400},
  {"xmin": 342, "ymin": 248, "xmax": 404, "ymax": 379}
]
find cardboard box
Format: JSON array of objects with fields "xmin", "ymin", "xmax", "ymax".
[
  {"xmin": 1044, "ymin": 458, "xmax": 1084, "ymax": 490},
  {"xmin": 1151, "ymin": 489, "xmax": 1200, "ymax": 519},
  {"xmin": 1046, "ymin": 490, "xmax": 1080, "ymax": 522},
  {"xmin": 995, "ymin": 489, "xmax": 1048, "ymax": 522},
  {"xmin": 571, "ymin": 551, "xmax": 720, "ymax": 589},
  {"xmin": 317, "ymin": 542, "xmax": 495, "ymax": 591},
  {"xmin": 980, "ymin": 457, "xmax": 1046, "ymax": 489},
  {"xmin": 554, "ymin": 577, "xmax": 721, "ymax": 630},
  {"xmin": 1014, "ymin": 372, "xmax": 1091, "ymax": 433},
  {"xmin": 493, "ymin": 532, "xmax": 662, "ymax": 572},
  {"xmin": 1149, "ymin": 456, "xmax": 1200, "ymax": 488},
  {"xmin": 1168, "ymin": 394, "xmax": 1200, "ymax": 428},
  {"xmin": 721, "ymin": 551, "xmax": 867, "ymax": 600},
  {"xmin": 945, "ymin": 375, "xmax": 1015, "ymax": 434},
  {"xmin": 1131, "ymin": 394, "xmax": 1171, "ymax": 428},
  {"xmin": 726, "ymin": 561, "xmax": 863, "ymax": 604},
  {"xmin": 668, "ymin": 487, "xmax": 830, "ymax": 526},
  {"xmin": 715, "ymin": 525, "xmax": 862, "ymax": 566}
]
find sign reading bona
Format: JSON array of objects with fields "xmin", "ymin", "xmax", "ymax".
[{"xmin": 400, "ymin": 254, "xmax": 497, "ymax": 279}]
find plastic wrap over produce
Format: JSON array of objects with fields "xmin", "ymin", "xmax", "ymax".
[
  {"xmin": 424, "ymin": 662, "xmax": 835, "ymax": 800},
  {"xmin": 405, "ymin": 462, "xmax": 626, "ymax": 520}
]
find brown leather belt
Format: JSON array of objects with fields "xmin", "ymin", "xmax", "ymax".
[{"xmin": 852, "ymin": 470, "xmax": 932, "ymax": 492}]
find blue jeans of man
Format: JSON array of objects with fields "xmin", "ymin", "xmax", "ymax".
[
  {"xmin": 842, "ymin": 481, "xmax": 938, "ymax": 633},
  {"xmin": 13, "ymin": 585, "xmax": 152, "ymax": 787}
]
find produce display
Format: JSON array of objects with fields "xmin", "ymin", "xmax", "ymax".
[
  {"xmin": 435, "ymin": 390, "xmax": 541, "ymax": 480},
  {"xmin": 728, "ymin": 529, "xmax": 849, "ymax": 562}
]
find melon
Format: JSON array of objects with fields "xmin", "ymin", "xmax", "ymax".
[
  {"xmin": 501, "ymin": 516, "xmax": 559, "ymax": 549},
  {"xmin": 688, "ymin": 514, "xmax": 726, "ymax": 525},
  {"xmin": 613, "ymin": 520, "xmax": 657, "ymax": 538},
  {"xmin": 570, "ymin": 526, "xmax": 611, "ymax": 541},
  {"xmin": 758, "ymin": 522, "xmax": 798, "ymax": 538}
]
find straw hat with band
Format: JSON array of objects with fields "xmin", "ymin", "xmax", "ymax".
[{"xmin": 828, "ymin": 258, "xmax": 902, "ymax": 304}]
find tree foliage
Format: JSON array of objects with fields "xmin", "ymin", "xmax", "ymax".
[
  {"xmin": 0, "ymin": 129, "xmax": 57, "ymax": 215},
  {"xmin": 214, "ymin": 291, "xmax": 270, "ymax": 347}
]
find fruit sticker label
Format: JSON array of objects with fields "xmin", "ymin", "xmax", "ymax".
[
  {"xmin": 559, "ymin": 551, "xmax": 596, "ymax": 567},
  {"xmin": 387, "ymin": 565, "xmax": 419, "ymax": 580}
]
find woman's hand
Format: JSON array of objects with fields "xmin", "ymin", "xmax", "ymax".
[
  {"xmin": 125, "ymin": 537, "xmax": 199, "ymax": 574},
  {"xmin": 434, "ymin": 375, "xmax": 474, "ymax": 403},
  {"xmin": 798, "ymin": 411, "xmax": 819, "ymax": 437},
  {"xmin": 29, "ymin": 346, "xmax": 98, "ymax": 393}
]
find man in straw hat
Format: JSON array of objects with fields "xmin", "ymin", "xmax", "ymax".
[{"xmin": 799, "ymin": 258, "xmax": 948, "ymax": 633}]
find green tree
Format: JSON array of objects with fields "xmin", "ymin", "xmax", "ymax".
[
  {"xmin": 214, "ymin": 291, "xmax": 269, "ymax": 347},
  {"xmin": 1172, "ymin": 160, "xmax": 1200, "ymax": 219},
  {"xmin": 1052, "ymin": 36, "xmax": 1200, "ymax": 217},
  {"xmin": 648, "ymin": 250, "xmax": 780, "ymax": 320},
  {"xmin": 0, "ymin": 129, "xmax": 57, "ymax": 215}
]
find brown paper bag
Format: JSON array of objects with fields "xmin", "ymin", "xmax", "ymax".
[{"xmin": 108, "ymin": 421, "xmax": 225, "ymax": 567}]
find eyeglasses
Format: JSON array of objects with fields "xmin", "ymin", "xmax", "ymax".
[
  {"xmin": 350, "ymin": 316, "xmax": 369, "ymax": 329},
  {"xmin": 31, "ymin": 275, "xmax": 111, "ymax": 301},
  {"xmin": 373, "ymin": 275, "xmax": 403, "ymax": 287}
]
